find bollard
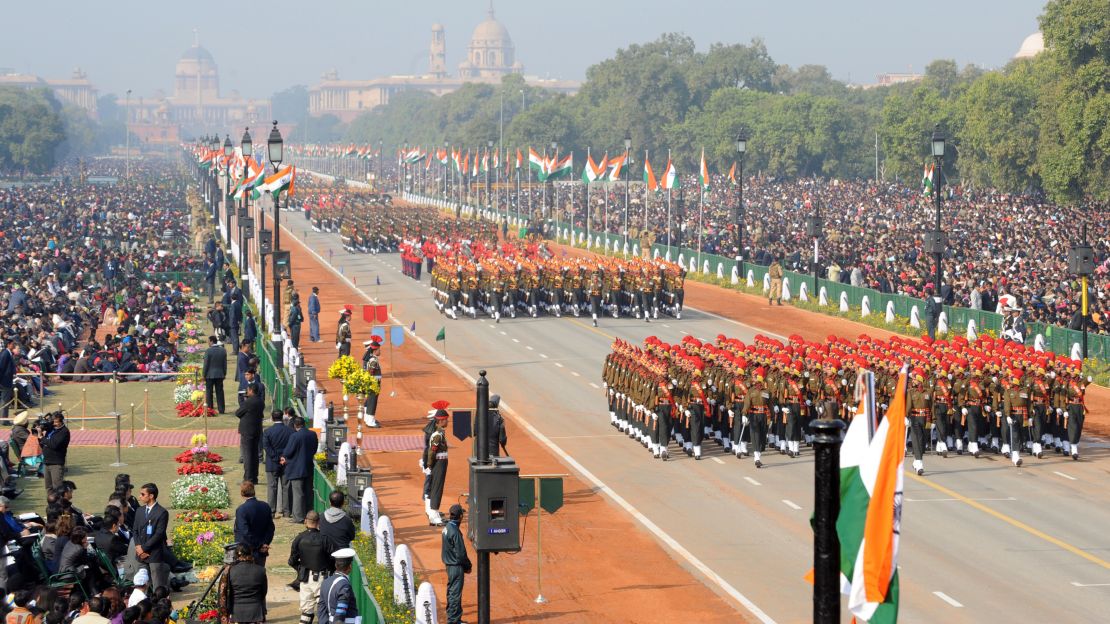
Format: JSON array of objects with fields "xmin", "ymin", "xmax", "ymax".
[
  {"xmin": 811, "ymin": 418, "xmax": 846, "ymax": 624},
  {"xmin": 110, "ymin": 411, "xmax": 127, "ymax": 467},
  {"xmin": 143, "ymin": 389, "xmax": 149, "ymax": 431},
  {"xmin": 38, "ymin": 372, "xmax": 45, "ymax": 416},
  {"xmin": 130, "ymin": 403, "xmax": 136, "ymax": 448},
  {"xmin": 81, "ymin": 388, "xmax": 87, "ymax": 425}
]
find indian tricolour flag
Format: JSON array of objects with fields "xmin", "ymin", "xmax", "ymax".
[
  {"xmin": 838, "ymin": 368, "xmax": 905, "ymax": 623},
  {"xmin": 234, "ymin": 158, "xmax": 266, "ymax": 200},
  {"xmin": 921, "ymin": 163, "xmax": 934, "ymax": 196},
  {"xmin": 661, "ymin": 159, "xmax": 679, "ymax": 190},
  {"xmin": 643, "ymin": 153, "xmax": 658, "ymax": 191},
  {"xmin": 549, "ymin": 153, "xmax": 573, "ymax": 179},
  {"xmin": 258, "ymin": 165, "xmax": 296, "ymax": 199},
  {"xmin": 582, "ymin": 151, "xmax": 604, "ymax": 184},
  {"xmin": 528, "ymin": 148, "xmax": 548, "ymax": 181},
  {"xmin": 605, "ymin": 154, "xmax": 626, "ymax": 181},
  {"xmin": 699, "ymin": 148, "xmax": 710, "ymax": 191}
]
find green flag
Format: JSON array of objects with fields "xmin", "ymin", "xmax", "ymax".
[{"xmin": 435, "ymin": 327, "xmax": 446, "ymax": 341}]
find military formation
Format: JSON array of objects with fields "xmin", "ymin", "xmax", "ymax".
[
  {"xmin": 603, "ymin": 332, "xmax": 1092, "ymax": 471},
  {"xmin": 427, "ymin": 247, "xmax": 687, "ymax": 326}
]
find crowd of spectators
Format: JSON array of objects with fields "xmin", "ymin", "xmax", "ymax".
[
  {"xmin": 0, "ymin": 159, "xmax": 206, "ymax": 413},
  {"xmin": 387, "ymin": 170, "xmax": 1109, "ymax": 335}
]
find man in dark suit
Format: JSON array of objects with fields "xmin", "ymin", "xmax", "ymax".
[
  {"xmin": 133, "ymin": 482, "xmax": 171, "ymax": 592},
  {"xmin": 0, "ymin": 339, "xmax": 18, "ymax": 424},
  {"xmin": 202, "ymin": 335, "xmax": 227, "ymax": 414},
  {"xmin": 281, "ymin": 416, "xmax": 317, "ymax": 523},
  {"xmin": 228, "ymin": 292, "xmax": 243, "ymax": 353},
  {"xmin": 227, "ymin": 544, "xmax": 268, "ymax": 624},
  {"xmin": 94, "ymin": 507, "xmax": 129, "ymax": 563},
  {"xmin": 262, "ymin": 411, "xmax": 292, "ymax": 518},
  {"xmin": 233, "ymin": 481, "xmax": 274, "ymax": 566},
  {"xmin": 242, "ymin": 309, "xmax": 257, "ymax": 347},
  {"xmin": 235, "ymin": 385, "xmax": 265, "ymax": 484},
  {"xmin": 235, "ymin": 342, "xmax": 252, "ymax": 406}
]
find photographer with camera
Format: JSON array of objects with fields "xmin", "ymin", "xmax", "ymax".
[{"xmin": 37, "ymin": 412, "xmax": 70, "ymax": 492}]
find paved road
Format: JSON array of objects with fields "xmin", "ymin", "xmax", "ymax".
[{"xmin": 282, "ymin": 208, "xmax": 1110, "ymax": 624}]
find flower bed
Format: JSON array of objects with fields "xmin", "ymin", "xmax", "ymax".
[
  {"xmin": 177, "ymin": 462, "xmax": 224, "ymax": 475},
  {"xmin": 169, "ymin": 474, "xmax": 230, "ymax": 510},
  {"xmin": 174, "ymin": 449, "xmax": 224, "ymax": 464},
  {"xmin": 175, "ymin": 510, "xmax": 229, "ymax": 523},
  {"xmin": 176, "ymin": 400, "xmax": 218, "ymax": 418},
  {"xmin": 171, "ymin": 521, "xmax": 234, "ymax": 566},
  {"xmin": 351, "ymin": 533, "xmax": 417, "ymax": 624}
]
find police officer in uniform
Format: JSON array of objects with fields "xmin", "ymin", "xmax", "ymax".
[
  {"xmin": 317, "ymin": 548, "xmax": 359, "ymax": 624},
  {"xmin": 441, "ymin": 504, "xmax": 471, "ymax": 624},
  {"xmin": 288, "ymin": 510, "xmax": 331, "ymax": 624}
]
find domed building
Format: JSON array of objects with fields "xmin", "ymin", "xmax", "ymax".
[
  {"xmin": 458, "ymin": 6, "xmax": 523, "ymax": 79},
  {"xmin": 123, "ymin": 35, "xmax": 268, "ymax": 144},
  {"xmin": 1014, "ymin": 32, "xmax": 1044, "ymax": 60},
  {"xmin": 310, "ymin": 5, "xmax": 575, "ymax": 123}
]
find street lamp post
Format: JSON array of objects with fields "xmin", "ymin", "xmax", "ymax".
[
  {"xmin": 240, "ymin": 127, "xmax": 253, "ymax": 292},
  {"xmin": 487, "ymin": 139, "xmax": 494, "ymax": 214},
  {"xmin": 378, "ymin": 139, "xmax": 383, "ymax": 193},
  {"xmin": 930, "ymin": 124, "xmax": 946, "ymax": 298},
  {"xmin": 735, "ymin": 129, "xmax": 747, "ymax": 278},
  {"xmin": 223, "ymin": 135, "xmax": 233, "ymax": 248},
  {"xmin": 807, "ymin": 200, "xmax": 824, "ymax": 296},
  {"xmin": 267, "ymin": 121, "xmax": 284, "ymax": 365},
  {"xmin": 209, "ymin": 135, "xmax": 219, "ymax": 218},
  {"xmin": 444, "ymin": 140, "xmax": 450, "ymax": 201},
  {"xmin": 550, "ymin": 140, "xmax": 557, "ymax": 238},
  {"xmin": 623, "ymin": 133, "xmax": 631, "ymax": 252},
  {"xmin": 400, "ymin": 141, "xmax": 407, "ymax": 195}
]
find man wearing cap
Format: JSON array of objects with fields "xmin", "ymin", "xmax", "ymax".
[
  {"xmin": 1062, "ymin": 360, "xmax": 1089, "ymax": 460},
  {"xmin": 289, "ymin": 510, "xmax": 331, "ymax": 623},
  {"xmin": 361, "ymin": 338, "xmax": 382, "ymax": 426},
  {"xmin": 308, "ymin": 287, "xmax": 322, "ymax": 343},
  {"xmin": 287, "ymin": 293, "xmax": 305, "ymax": 350},
  {"xmin": 474, "ymin": 394, "xmax": 507, "ymax": 458},
  {"xmin": 335, "ymin": 310, "xmax": 352, "ymax": 357},
  {"xmin": 425, "ymin": 405, "xmax": 450, "ymax": 526},
  {"xmin": 1002, "ymin": 367, "xmax": 1031, "ymax": 467},
  {"xmin": 318, "ymin": 548, "xmax": 359, "ymax": 624},
  {"xmin": 907, "ymin": 369, "xmax": 931, "ymax": 475},
  {"xmin": 441, "ymin": 504, "xmax": 471, "ymax": 624},
  {"xmin": 127, "ymin": 568, "xmax": 150, "ymax": 607},
  {"xmin": 9, "ymin": 410, "xmax": 31, "ymax": 460}
]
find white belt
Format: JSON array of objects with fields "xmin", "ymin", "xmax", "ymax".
[{"xmin": 435, "ymin": 452, "xmax": 449, "ymax": 459}]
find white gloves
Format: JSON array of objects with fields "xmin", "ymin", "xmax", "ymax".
[
  {"xmin": 1057, "ymin": 408, "xmax": 1064, "ymax": 416},
  {"xmin": 742, "ymin": 415, "xmax": 749, "ymax": 426},
  {"xmin": 422, "ymin": 468, "xmax": 431, "ymax": 476},
  {"xmin": 727, "ymin": 409, "xmax": 735, "ymax": 418},
  {"xmin": 773, "ymin": 405, "xmax": 780, "ymax": 414},
  {"xmin": 671, "ymin": 378, "xmax": 678, "ymax": 386},
  {"xmin": 602, "ymin": 381, "xmax": 608, "ymax": 389},
  {"xmin": 985, "ymin": 405, "xmax": 992, "ymax": 413},
  {"xmin": 1088, "ymin": 376, "xmax": 1094, "ymax": 383},
  {"xmin": 817, "ymin": 406, "xmax": 824, "ymax": 415},
  {"xmin": 904, "ymin": 417, "xmax": 910, "ymax": 426},
  {"xmin": 948, "ymin": 374, "xmax": 953, "ymax": 380},
  {"xmin": 803, "ymin": 371, "xmax": 810, "ymax": 378},
  {"xmin": 992, "ymin": 376, "xmax": 998, "ymax": 383},
  {"xmin": 1006, "ymin": 417, "xmax": 1014, "ymax": 425},
  {"xmin": 336, "ymin": 342, "xmax": 341, "ymax": 350},
  {"xmin": 805, "ymin": 400, "xmax": 813, "ymax": 407},
  {"xmin": 961, "ymin": 407, "xmax": 968, "ymax": 416},
  {"xmin": 841, "ymin": 379, "xmax": 848, "ymax": 386},
  {"xmin": 684, "ymin": 410, "xmax": 691, "ymax": 418}
]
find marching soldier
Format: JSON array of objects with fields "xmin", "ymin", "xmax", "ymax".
[
  {"xmin": 728, "ymin": 362, "xmax": 750, "ymax": 458},
  {"xmin": 588, "ymin": 269, "xmax": 603, "ymax": 327},
  {"xmin": 1002, "ymin": 367, "xmax": 1031, "ymax": 467},
  {"xmin": 741, "ymin": 366, "xmax": 771, "ymax": 468},
  {"xmin": 1062, "ymin": 360, "xmax": 1088, "ymax": 460},
  {"xmin": 783, "ymin": 362, "xmax": 805, "ymax": 458},
  {"xmin": 932, "ymin": 365, "xmax": 954, "ymax": 457},
  {"xmin": 654, "ymin": 377, "xmax": 675, "ymax": 460},
  {"xmin": 908, "ymin": 368, "xmax": 931, "ymax": 475},
  {"xmin": 685, "ymin": 368, "xmax": 709, "ymax": 460},
  {"xmin": 639, "ymin": 270, "xmax": 654, "ymax": 323},
  {"xmin": 1029, "ymin": 360, "xmax": 1052, "ymax": 459},
  {"xmin": 962, "ymin": 362, "xmax": 987, "ymax": 457}
]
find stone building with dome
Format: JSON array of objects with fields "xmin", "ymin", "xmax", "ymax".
[
  {"xmin": 309, "ymin": 5, "xmax": 576, "ymax": 123},
  {"xmin": 123, "ymin": 37, "xmax": 269, "ymax": 145}
]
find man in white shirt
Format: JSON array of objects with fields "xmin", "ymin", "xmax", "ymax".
[{"xmin": 127, "ymin": 568, "xmax": 149, "ymax": 608}]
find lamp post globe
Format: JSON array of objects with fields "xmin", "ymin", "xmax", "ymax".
[{"xmin": 241, "ymin": 127, "xmax": 252, "ymax": 157}]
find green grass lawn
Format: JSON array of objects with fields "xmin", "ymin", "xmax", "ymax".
[{"xmin": 12, "ymin": 446, "xmax": 301, "ymax": 621}]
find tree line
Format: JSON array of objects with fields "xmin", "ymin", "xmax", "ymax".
[{"xmin": 339, "ymin": 0, "xmax": 1109, "ymax": 204}]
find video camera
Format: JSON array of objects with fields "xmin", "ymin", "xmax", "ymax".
[{"xmin": 32, "ymin": 410, "xmax": 65, "ymax": 436}]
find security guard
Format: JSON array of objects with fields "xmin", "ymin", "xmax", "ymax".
[
  {"xmin": 288, "ymin": 510, "xmax": 332, "ymax": 624},
  {"xmin": 317, "ymin": 548, "xmax": 359, "ymax": 624},
  {"xmin": 441, "ymin": 504, "xmax": 471, "ymax": 624}
]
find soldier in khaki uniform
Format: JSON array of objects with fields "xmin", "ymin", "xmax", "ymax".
[
  {"xmin": 768, "ymin": 259, "xmax": 784, "ymax": 306},
  {"xmin": 908, "ymin": 368, "xmax": 931, "ymax": 475},
  {"xmin": 1002, "ymin": 367, "xmax": 1031, "ymax": 467}
]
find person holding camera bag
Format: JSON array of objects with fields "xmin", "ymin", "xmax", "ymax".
[{"xmin": 38, "ymin": 412, "xmax": 70, "ymax": 492}]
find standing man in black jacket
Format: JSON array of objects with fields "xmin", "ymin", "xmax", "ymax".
[
  {"xmin": 242, "ymin": 308, "xmax": 257, "ymax": 347},
  {"xmin": 233, "ymin": 481, "xmax": 274, "ymax": 566},
  {"xmin": 236, "ymin": 385, "xmax": 265, "ymax": 484},
  {"xmin": 0, "ymin": 340, "xmax": 18, "ymax": 425},
  {"xmin": 318, "ymin": 490, "xmax": 356, "ymax": 552},
  {"xmin": 202, "ymin": 336, "xmax": 227, "ymax": 414},
  {"xmin": 235, "ymin": 342, "xmax": 252, "ymax": 406},
  {"xmin": 263, "ymin": 411, "xmax": 292, "ymax": 517},
  {"xmin": 39, "ymin": 412, "xmax": 70, "ymax": 491},
  {"xmin": 133, "ymin": 482, "xmax": 171, "ymax": 592}
]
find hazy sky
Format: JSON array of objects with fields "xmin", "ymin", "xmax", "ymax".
[{"xmin": 1, "ymin": 0, "xmax": 1047, "ymax": 100}]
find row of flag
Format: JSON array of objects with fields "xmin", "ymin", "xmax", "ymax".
[{"xmin": 194, "ymin": 145, "xmax": 296, "ymax": 200}]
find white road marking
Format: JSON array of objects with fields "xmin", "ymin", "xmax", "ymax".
[
  {"xmin": 744, "ymin": 477, "xmax": 762, "ymax": 486},
  {"xmin": 589, "ymin": 382, "xmax": 600, "ymax": 389},
  {"xmin": 711, "ymin": 457, "xmax": 725, "ymax": 464},
  {"xmin": 488, "ymin": 324, "xmax": 495, "ymax": 329},
  {"xmin": 1070, "ymin": 581, "xmax": 1110, "ymax": 588},
  {"xmin": 679, "ymin": 330, "xmax": 689, "ymax": 335},
  {"xmin": 512, "ymin": 338, "xmax": 520, "ymax": 343},
  {"xmin": 499, "ymin": 331, "xmax": 507, "ymax": 336},
  {"xmin": 284, "ymin": 218, "xmax": 780, "ymax": 624},
  {"xmin": 571, "ymin": 371, "xmax": 580, "ymax": 377},
  {"xmin": 662, "ymin": 324, "xmax": 671, "ymax": 328},
  {"xmin": 933, "ymin": 591, "xmax": 964, "ymax": 608},
  {"xmin": 526, "ymin": 346, "xmax": 534, "ymax": 351},
  {"xmin": 781, "ymin": 499, "xmax": 802, "ymax": 510},
  {"xmin": 540, "ymin": 353, "xmax": 549, "ymax": 359},
  {"xmin": 1053, "ymin": 471, "xmax": 1078, "ymax": 481},
  {"xmin": 905, "ymin": 497, "xmax": 1017, "ymax": 503},
  {"xmin": 554, "ymin": 362, "xmax": 564, "ymax": 368}
]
